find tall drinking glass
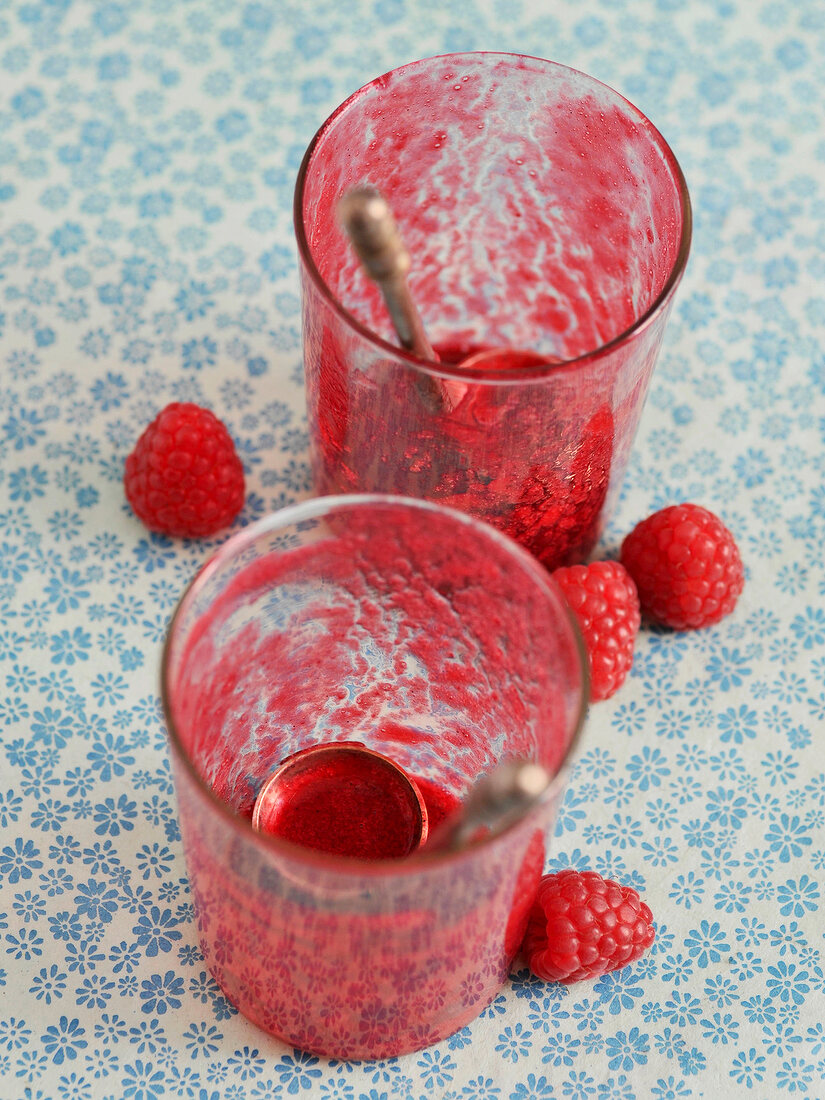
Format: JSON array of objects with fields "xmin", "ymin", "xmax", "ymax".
[
  {"xmin": 295, "ymin": 53, "xmax": 691, "ymax": 570},
  {"xmin": 162, "ymin": 496, "xmax": 586, "ymax": 1058}
]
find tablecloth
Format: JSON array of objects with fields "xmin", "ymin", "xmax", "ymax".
[{"xmin": 1, "ymin": 0, "xmax": 824, "ymax": 1097}]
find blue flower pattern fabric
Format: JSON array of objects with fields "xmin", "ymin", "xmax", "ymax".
[{"xmin": 0, "ymin": 0, "xmax": 824, "ymax": 1097}]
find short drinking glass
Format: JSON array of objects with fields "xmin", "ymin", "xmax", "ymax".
[
  {"xmin": 295, "ymin": 52, "xmax": 691, "ymax": 570},
  {"xmin": 162, "ymin": 495, "xmax": 586, "ymax": 1058}
]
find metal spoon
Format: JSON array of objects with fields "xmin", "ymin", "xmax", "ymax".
[
  {"xmin": 425, "ymin": 759, "xmax": 551, "ymax": 853},
  {"xmin": 252, "ymin": 743, "xmax": 549, "ymax": 858},
  {"xmin": 338, "ymin": 186, "xmax": 437, "ymax": 361},
  {"xmin": 338, "ymin": 188, "xmax": 558, "ymax": 413},
  {"xmin": 338, "ymin": 187, "xmax": 465, "ymax": 411},
  {"xmin": 252, "ymin": 741, "xmax": 429, "ymax": 858}
]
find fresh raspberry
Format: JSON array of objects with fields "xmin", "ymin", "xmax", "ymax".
[
  {"xmin": 551, "ymin": 561, "xmax": 640, "ymax": 701},
  {"xmin": 124, "ymin": 403, "xmax": 245, "ymax": 538},
  {"xmin": 620, "ymin": 503, "xmax": 744, "ymax": 630},
  {"xmin": 522, "ymin": 869, "xmax": 655, "ymax": 983}
]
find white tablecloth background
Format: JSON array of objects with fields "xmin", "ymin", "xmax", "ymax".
[{"xmin": 1, "ymin": 0, "xmax": 824, "ymax": 1097}]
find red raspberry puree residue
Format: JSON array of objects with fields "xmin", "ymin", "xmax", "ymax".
[{"xmin": 313, "ymin": 340, "xmax": 616, "ymax": 572}]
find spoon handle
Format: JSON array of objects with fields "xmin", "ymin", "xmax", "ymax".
[
  {"xmin": 426, "ymin": 760, "xmax": 551, "ymax": 853},
  {"xmin": 338, "ymin": 187, "xmax": 437, "ymax": 362}
]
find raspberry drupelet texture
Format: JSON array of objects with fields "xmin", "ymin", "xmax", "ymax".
[
  {"xmin": 124, "ymin": 403, "xmax": 245, "ymax": 538},
  {"xmin": 522, "ymin": 869, "xmax": 655, "ymax": 983},
  {"xmin": 620, "ymin": 503, "xmax": 744, "ymax": 630},
  {"xmin": 551, "ymin": 560, "xmax": 640, "ymax": 701}
]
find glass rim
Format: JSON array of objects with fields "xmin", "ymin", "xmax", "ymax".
[
  {"xmin": 160, "ymin": 493, "xmax": 589, "ymax": 877},
  {"xmin": 293, "ymin": 50, "xmax": 693, "ymax": 386}
]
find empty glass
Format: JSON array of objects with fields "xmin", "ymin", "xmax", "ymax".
[
  {"xmin": 162, "ymin": 495, "xmax": 587, "ymax": 1057},
  {"xmin": 295, "ymin": 53, "xmax": 691, "ymax": 570}
]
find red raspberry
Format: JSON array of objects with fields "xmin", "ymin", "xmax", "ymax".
[
  {"xmin": 551, "ymin": 561, "xmax": 640, "ymax": 701},
  {"xmin": 522, "ymin": 869, "xmax": 655, "ymax": 983},
  {"xmin": 620, "ymin": 503, "xmax": 744, "ymax": 629},
  {"xmin": 124, "ymin": 403, "xmax": 245, "ymax": 538}
]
